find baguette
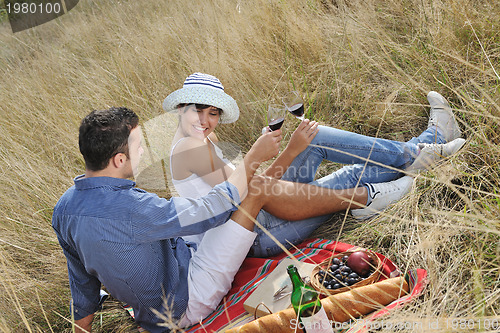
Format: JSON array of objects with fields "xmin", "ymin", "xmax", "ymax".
[
  {"xmin": 226, "ymin": 308, "xmax": 299, "ymax": 333},
  {"xmin": 322, "ymin": 276, "xmax": 409, "ymax": 323},
  {"xmin": 226, "ymin": 277, "xmax": 409, "ymax": 333}
]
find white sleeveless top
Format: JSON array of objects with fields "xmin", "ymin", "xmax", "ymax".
[
  {"xmin": 170, "ymin": 137, "xmax": 235, "ymax": 199},
  {"xmin": 170, "ymin": 137, "xmax": 236, "ymax": 246}
]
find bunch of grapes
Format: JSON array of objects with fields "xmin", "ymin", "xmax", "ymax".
[{"xmin": 316, "ymin": 253, "xmax": 373, "ymax": 290}]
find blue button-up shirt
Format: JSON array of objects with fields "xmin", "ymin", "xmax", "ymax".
[{"xmin": 52, "ymin": 175, "xmax": 240, "ymax": 332}]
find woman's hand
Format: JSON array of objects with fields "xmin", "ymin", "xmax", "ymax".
[
  {"xmin": 285, "ymin": 119, "xmax": 319, "ymax": 156},
  {"xmin": 248, "ymin": 130, "xmax": 282, "ymax": 163}
]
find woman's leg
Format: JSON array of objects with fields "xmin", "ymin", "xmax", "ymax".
[
  {"xmin": 249, "ymin": 127, "xmax": 448, "ymax": 257},
  {"xmin": 281, "ymin": 125, "xmax": 419, "ymax": 183},
  {"xmin": 309, "ymin": 164, "xmax": 400, "ymax": 191},
  {"xmin": 408, "ymin": 126, "xmax": 446, "ymax": 145},
  {"xmin": 282, "ymin": 125, "xmax": 446, "ymax": 188}
]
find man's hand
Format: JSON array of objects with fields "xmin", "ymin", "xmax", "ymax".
[{"xmin": 285, "ymin": 119, "xmax": 319, "ymax": 156}]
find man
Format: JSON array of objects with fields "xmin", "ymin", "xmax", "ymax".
[{"xmin": 52, "ymin": 107, "xmax": 423, "ymax": 332}]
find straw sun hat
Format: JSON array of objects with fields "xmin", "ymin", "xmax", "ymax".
[{"xmin": 162, "ymin": 72, "xmax": 240, "ymax": 124}]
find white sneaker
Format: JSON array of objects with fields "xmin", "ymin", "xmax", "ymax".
[
  {"xmin": 406, "ymin": 138, "xmax": 466, "ymax": 172},
  {"xmin": 351, "ymin": 176, "xmax": 414, "ymax": 220},
  {"xmin": 427, "ymin": 91, "xmax": 462, "ymax": 142}
]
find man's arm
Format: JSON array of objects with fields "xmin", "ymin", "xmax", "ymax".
[
  {"xmin": 51, "ymin": 229, "xmax": 102, "ymax": 328},
  {"xmin": 74, "ymin": 314, "xmax": 94, "ymax": 333}
]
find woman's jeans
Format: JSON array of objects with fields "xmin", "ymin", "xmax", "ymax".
[{"xmin": 250, "ymin": 125, "xmax": 445, "ymax": 257}]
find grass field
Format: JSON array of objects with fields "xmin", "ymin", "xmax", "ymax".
[{"xmin": 0, "ymin": 0, "xmax": 498, "ymax": 331}]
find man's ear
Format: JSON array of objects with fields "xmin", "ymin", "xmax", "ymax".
[{"xmin": 111, "ymin": 153, "xmax": 128, "ymax": 169}]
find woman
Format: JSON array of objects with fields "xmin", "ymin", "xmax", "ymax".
[{"xmin": 165, "ymin": 73, "xmax": 464, "ymax": 257}]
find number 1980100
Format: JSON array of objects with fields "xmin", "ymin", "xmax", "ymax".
[{"xmin": 6, "ymin": 2, "xmax": 62, "ymax": 14}]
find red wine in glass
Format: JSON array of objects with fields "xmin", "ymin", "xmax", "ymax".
[
  {"xmin": 282, "ymin": 91, "xmax": 305, "ymax": 120},
  {"xmin": 269, "ymin": 117, "xmax": 285, "ymax": 131},
  {"xmin": 288, "ymin": 103, "xmax": 304, "ymax": 118}
]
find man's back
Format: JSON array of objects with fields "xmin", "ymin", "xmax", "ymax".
[{"xmin": 52, "ymin": 175, "xmax": 191, "ymax": 331}]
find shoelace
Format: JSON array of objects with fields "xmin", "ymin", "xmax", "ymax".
[
  {"xmin": 428, "ymin": 107, "xmax": 446, "ymax": 126},
  {"xmin": 417, "ymin": 143, "xmax": 445, "ymax": 155},
  {"xmin": 377, "ymin": 182, "xmax": 403, "ymax": 196},
  {"xmin": 428, "ymin": 114, "xmax": 438, "ymax": 126}
]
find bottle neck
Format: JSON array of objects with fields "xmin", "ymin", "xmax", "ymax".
[{"xmin": 287, "ymin": 266, "xmax": 304, "ymax": 288}]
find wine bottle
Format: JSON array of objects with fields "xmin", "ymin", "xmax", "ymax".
[{"xmin": 287, "ymin": 265, "xmax": 333, "ymax": 333}]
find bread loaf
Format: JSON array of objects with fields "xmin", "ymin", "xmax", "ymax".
[
  {"xmin": 226, "ymin": 308, "xmax": 299, "ymax": 333},
  {"xmin": 322, "ymin": 276, "xmax": 409, "ymax": 323},
  {"xmin": 226, "ymin": 276, "xmax": 409, "ymax": 333}
]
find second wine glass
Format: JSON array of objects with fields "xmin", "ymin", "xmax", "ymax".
[{"xmin": 282, "ymin": 91, "xmax": 305, "ymax": 120}]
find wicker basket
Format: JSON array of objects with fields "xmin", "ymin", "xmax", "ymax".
[{"xmin": 310, "ymin": 249, "xmax": 383, "ymax": 296}]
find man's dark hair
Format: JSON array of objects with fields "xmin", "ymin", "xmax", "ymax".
[{"xmin": 79, "ymin": 107, "xmax": 139, "ymax": 171}]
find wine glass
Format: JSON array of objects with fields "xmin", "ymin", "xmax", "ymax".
[
  {"xmin": 267, "ymin": 104, "xmax": 286, "ymax": 131},
  {"xmin": 282, "ymin": 91, "xmax": 305, "ymax": 120}
]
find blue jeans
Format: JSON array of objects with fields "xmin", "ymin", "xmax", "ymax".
[{"xmin": 249, "ymin": 125, "xmax": 445, "ymax": 257}]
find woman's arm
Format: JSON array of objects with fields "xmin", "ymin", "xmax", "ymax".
[
  {"xmin": 260, "ymin": 119, "xmax": 319, "ymax": 179},
  {"xmin": 172, "ymin": 118, "xmax": 312, "ymax": 188},
  {"xmin": 171, "ymin": 130, "xmax": 283, "ymax": 192},
  {"xmin": 171, "ymin": 137, "xmax": 235, "ymax": 188}
]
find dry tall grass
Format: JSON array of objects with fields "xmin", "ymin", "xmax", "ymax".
[{"xmin": 0, "ymin": 0, "xmax": 498, "ymax": 331}]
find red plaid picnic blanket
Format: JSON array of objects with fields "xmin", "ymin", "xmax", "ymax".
[{"xmin": 182, "ymin": 238, "xmax": 427, "ymax": 332}]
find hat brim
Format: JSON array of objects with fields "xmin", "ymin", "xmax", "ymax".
[{"xmin": 162, "ymin": 86, "xmax": 239, "ymax": 124}]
